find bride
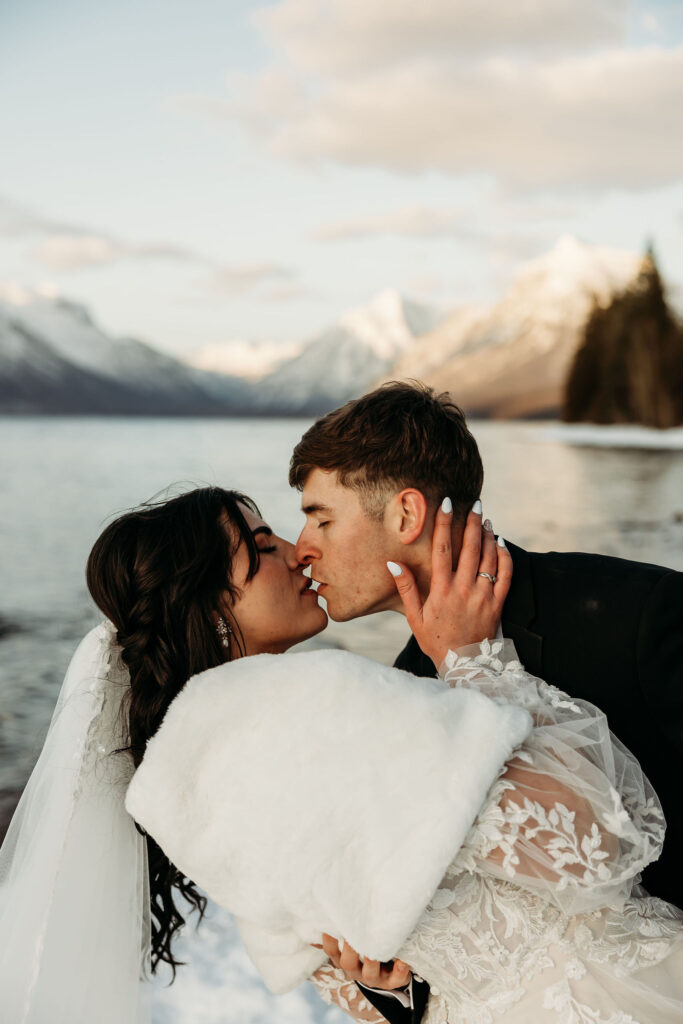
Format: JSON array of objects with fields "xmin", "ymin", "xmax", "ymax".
[{"xmin": 1, "ymin": 485, "xmax": 681, "ymax": 1024}]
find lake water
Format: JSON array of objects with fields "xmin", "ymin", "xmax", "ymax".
[{"xmin": 0, "ymin": 416, "xmax": 681, "ymax": 1023}]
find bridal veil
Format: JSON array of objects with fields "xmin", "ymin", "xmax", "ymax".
[{"xmin": 0, "ymin": 622, "xmax": 150, "ymax": 1023}]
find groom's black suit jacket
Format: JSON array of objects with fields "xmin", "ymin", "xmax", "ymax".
[{"xmin": 362, "ymin": 542, "xmax": 682, "ymax": 1024}]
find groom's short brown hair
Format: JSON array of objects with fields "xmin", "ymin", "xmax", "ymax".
[{"xmin": 289, "ymin": 381, "xmax": 483, "ymax": 520}]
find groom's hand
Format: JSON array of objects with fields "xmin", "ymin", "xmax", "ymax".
[
  {"xmin": 311, "ymin": 934, "xmax": 411, "ymax": 990},
  {"xmin": 387, "ymin": 498, "xmax": 513, "ymax": 667}
]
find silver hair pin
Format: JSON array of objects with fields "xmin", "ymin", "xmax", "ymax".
[{"xmin": 216, "ymin": 617, "xmax": 233, "ymax": 648}]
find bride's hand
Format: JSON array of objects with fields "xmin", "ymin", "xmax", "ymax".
[
  {"xmin": 387, "ymin": 498, "xmax": 512, "ymax": 669},
  {"xmin": 311, "ymin": 934, "xmax": 411, "ymax": 991}
]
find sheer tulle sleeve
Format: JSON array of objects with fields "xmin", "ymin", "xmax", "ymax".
[
  {"xmin": 309, "ymin": 966, "xmax": 386, "ymax": 1023},
  {"xmin": 442, "ymin": 640, "xmax": 666, "ymax": 915}
]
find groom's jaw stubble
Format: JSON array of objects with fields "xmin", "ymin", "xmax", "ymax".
[
  {"xmin": 311, "ymin": 545, "xmax": 406, "ymax": 622},
  {"xmin": 322, "ymin": 519, "xmax": 464, "ymax": 622},
  {"xmin": 321, "ymin": 578, "xmax": 403, "ymax": 622}
]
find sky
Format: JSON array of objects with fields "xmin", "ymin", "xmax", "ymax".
[{"xmin": 1, "ymin": 0, "xmax": 683, "ymax": 358}]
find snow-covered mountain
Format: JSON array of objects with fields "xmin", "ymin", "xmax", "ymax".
[
  {"xmin": 0, "ymin": 285, "xmax": 248, "ymax": 414},
  {"xmin": 188, "ymin": 338, "xmax": 305, "ymax": 380},
  {"xmin": 0, "ymin": 284, "xmax": 442, "ymax": 416},
  {"xmin": 251, "ymin": 289, "xmax": 441, "ymax": 414},
  {"xmin": 3, "ymin": 239, "xmax": 668, "ymax": 419},
  {"xmin": 389, "ymin": 236, "xmax": 642, "ymax": 418}
]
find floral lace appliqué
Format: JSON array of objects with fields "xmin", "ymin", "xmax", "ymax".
[
  {"xmin": 392, "ymin": 638, "xmax": 683, "ymax": 1024},
  {"xmin": 310, "ymin": 964, "xmax": 385, "ymax": 1023}
]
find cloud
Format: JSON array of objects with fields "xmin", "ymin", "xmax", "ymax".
[
  {"xmin": 32, "ymin": 234, "xmax": 194, "ymax": 271},
  {"xmin": 1, "ymin": 197, "xmax": 199, "ymax": 270},
  {"xmin": 252, "ymin": 0, "xmax": 626, "ymax": 74},
  {"xmin": 312, "ymin": 193, "xmax": 579, "ymax": 265},
  {"xmin": 313, "ymin": 206, "xmax": 468, "ymax": 241},
  {"xmin": 0, "ymin": 196, "xmax": 83, "ymax": 239},
  {"xmin": 211, "ymin": 262, "xmax": 297, "ymax": 296},
  {"xmin": 188, "ymin": 0, "xmax": 683, "ymax": 192},
  {"xmin": 1, "ymin": 196, "xmax": 303, "ymax": 298},
  {"xmin": 235, "ymin": 45, "xmax": 683, "ymax": 190},
  {"xmin": 314, "ymin": 196, "xmax": 554, "ymax": 284}
]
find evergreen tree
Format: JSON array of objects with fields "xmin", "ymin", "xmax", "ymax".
[{"xmin": 564, "ymin": 246, "xmax": 683, "ymax": 428}]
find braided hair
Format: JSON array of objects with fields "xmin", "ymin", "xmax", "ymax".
[{"xmin": 86, "ymin": 486, "xmax": 262, "ymax": 976}]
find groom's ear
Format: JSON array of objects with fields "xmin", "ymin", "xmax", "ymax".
[{"xmin": 390, "ymin": 489, "xmax": 429, "ymax": 546}]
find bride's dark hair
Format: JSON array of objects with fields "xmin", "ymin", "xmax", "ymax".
[{"xmin": 86, "ymin": 486, "xmax": 262, "ymax": 977}]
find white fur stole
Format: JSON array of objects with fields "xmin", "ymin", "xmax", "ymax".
[{"xmin": 125, "ymin": 648, "xmax": 531, "ymax": 992}]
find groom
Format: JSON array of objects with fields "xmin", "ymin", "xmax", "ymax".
[{"xmin": 290, "ymin": 381, "xmax": 683, "ymax": 1024}]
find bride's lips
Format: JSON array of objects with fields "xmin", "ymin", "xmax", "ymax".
[{"xmin": 300, "ymin": 578, "xmax": 319, "ymax": 597}]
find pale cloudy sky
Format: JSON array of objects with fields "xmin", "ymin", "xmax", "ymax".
[{"xmin": 1, "ymin": 0, "xmax": 682, "ymax": 357}]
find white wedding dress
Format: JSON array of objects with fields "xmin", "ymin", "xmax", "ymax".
[{"xmin": 310, "ymin": 641, "xmax": 683, "ymax": 1024}]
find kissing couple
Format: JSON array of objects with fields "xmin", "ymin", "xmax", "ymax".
[{"xmin": 1, "ymin": 382, "xmax": 682, "ymax": 1024}]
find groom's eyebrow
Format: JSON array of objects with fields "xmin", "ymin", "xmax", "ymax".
[{"xmin": 302, "ymin": 502, "xmax": 333, "ymax": 515}]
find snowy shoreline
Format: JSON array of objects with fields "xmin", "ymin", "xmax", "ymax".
[{"xmin": 537, "ymin": 423, "xmax": 683, "ymax": 450}]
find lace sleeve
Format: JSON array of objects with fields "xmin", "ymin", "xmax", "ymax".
[
  {"xmin": 444, "ymin": 640, "xmax": 666, "ymax": 915},
  {"xmin": 309, "ymin": 965, "xmax": 387, "ymax": 1023}
]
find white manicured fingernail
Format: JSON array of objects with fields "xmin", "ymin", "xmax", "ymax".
[
  {"xmin": 441, "ymin": 496, "xmax": 453, "ymax": 514},
  {"xmin": 472, "ymin": 499, "xmax": 482, "ymax": 515},
  {"xmin": 386, "ymin": 561, "xmax": 403, "ymax": 577},
  {"xmin": 497, "ymin": 535, "xmax": 507, "ymax": 549},
  {"xmin": 483, "ymin": 518, "xmax": 493, "ymax": 533}
]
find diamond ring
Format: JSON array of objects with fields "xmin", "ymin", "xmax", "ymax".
[{"xmin": 477, "ymin": 572, "xmax": 497, "ymax": 584}]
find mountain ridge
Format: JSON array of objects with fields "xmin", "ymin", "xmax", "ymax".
[
  {"xmin": 387, "ymin": 236, "xmax": 643, "ymax": 418},
  {"xmin": 2, "ymin": 238, "xmax": 675, "ymax": 419},
  {"xmin": 0, "ymin": 287, "xmax": 248, "ymax": 415}
]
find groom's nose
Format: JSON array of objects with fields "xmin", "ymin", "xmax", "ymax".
[
  {"xmin": 295, "ymin": 525, "xmax": 321, "ymax": 565},
  {"xmin": 283, "ymin": 539, "xmax": 301, "ymax": 570}
]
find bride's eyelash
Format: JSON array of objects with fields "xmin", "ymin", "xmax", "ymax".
[{"xmin": 258, "ymin": 545, "xmax": 277, "ymax": 554}]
